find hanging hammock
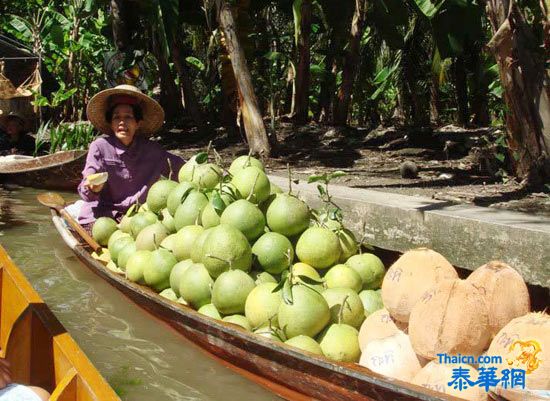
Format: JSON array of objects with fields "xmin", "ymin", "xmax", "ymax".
[{"xmin": 0, "ymin": 61, "xmax": 42, "ymax": 100}]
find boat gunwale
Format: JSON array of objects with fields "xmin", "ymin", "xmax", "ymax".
[{"xmin": 0, "ymin": 150, "xmax": 87, "ymax": 174}]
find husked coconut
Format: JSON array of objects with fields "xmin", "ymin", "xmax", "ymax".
[
  {"xmin": 381, "ymin": 248, "xmax": 458, "ymax": 323},
  {"xmin": 487, "ymin": 312, "xmax": 550, "ymax": 390},
  {"xmin": 466, "ymin": 261, "xmax": 530, "ymax": 338},
  {"xmin": 412, "ymin": 361, "xmax": 487, "ymax": 401},
  {"xmin": 358, "ymin": 308, "xmax": 405, "ymax": 351},
  {"xmin": 409, "ymin": 279, "xmax": 491, "ymax": 360},
  {"xmin": 360, "ymin": 331, "xmax": 422, "ymax": 382}
]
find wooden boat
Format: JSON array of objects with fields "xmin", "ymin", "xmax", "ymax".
[
  {"xmin": 0, "ymin": 150, "xmax": 86, "ymax": 190},
  {"xmin": 50, "ymin": 209, "xmax": 470, "ymax": 401},
  {"xmin": 0, "ymin": 244, "xmax": 120, "ymax": 400}
]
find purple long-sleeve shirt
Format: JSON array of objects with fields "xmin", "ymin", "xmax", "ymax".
[{"xmin": 77, "ymin": 135, "xmax": 184, "ymax": 224}]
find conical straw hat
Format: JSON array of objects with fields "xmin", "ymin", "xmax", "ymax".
[{"xmin": 86, "ymin": 84, "xmax": 164, "ymax": 135}]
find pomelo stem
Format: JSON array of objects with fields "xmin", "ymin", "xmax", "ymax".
[
  {"xmin": 338, "ymin": 295, "xmax": 350, "ymax": 325},
  {"xmin": 246, "ymin": 173, "xmax": 260, "ymax": 202},
  {"xmin": 167, "ymin": 158, "xmax": 173, "ymax": 180},
  {"xmin": 287, "ymin": 163, "xmax": 292, "ymax": 194},
  {"xmin": 205, "ymin": 254, "xmax": 233, "ymax": 269}
]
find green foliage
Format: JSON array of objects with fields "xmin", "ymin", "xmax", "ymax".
[{"xmin": 34, "ymin": 120, "xmax": 97, "ymax": 155}]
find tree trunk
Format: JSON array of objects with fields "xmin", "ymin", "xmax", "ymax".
[
  {"xmin": 110, "ymin": 0, "xmax": 131, "ymax": 50},
  {"xmin": 453, "ymin": 56, "xmax": 469, "ymax": 127},
  {"xmin": 333, "ymin": 0, "xmax": 367, "ymax": 126},
  {"xmin": 469, "ymin": 44, "xmax": 490, "ymax": 126},
  {"xmin": 430, "ymin": 74, "xmax": 440, "ymax": 125},
  {"xmin": 152, "ymin": 43, "xmax": 183, "ymax": 123},
  {"xmin": 486, "ymin": 0, "xmax": 550, "ymax": 184},
  {"xmin": 317, "ymin": 51, "xmax": 336, "ymax": 123},
  {"xmin": 217, "ymin": 0, "xmax": 272, "ymax": 156},
  {"xmin": 293, "ymin": 0, "xmax": 312, "ymax": 125}
]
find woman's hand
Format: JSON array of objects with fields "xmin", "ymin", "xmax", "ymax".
[
  {"xmin": 0, "ymin": 359, "xmax": 12, "ymax": 390},
  {"xmin": 86, "ymin": 182, "xmax": 105, "ymax": 193}
]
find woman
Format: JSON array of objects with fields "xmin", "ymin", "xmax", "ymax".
[
  {"xmin": 76, "ymin": 84, "xmax": 184, "ymax": 226},
  {"xmin": 0, "ymin": 112, "xmax": 35, "ymax": 156}
]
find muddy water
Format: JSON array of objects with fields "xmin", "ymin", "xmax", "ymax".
[{"xmin": 0, "ymin": 186, "xmax": 280, "ymax": 401}]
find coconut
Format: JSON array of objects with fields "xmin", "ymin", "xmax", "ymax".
[
  {"xmin": 466, "ymin": 261, "xmax": 530, "ymax": 338},
  {"xmin": 358, "ymin": 308, "xmax": 404, "ymax": 351},
  {"xmin": 412, "ymin": 361, "xmax": 487, "ymax": 401},
  {"xmin": 381, "ymin": 247, "xmax": 458, "ymax": 323},
  {"xmin": 487, "ymin": 312, "xmax": 550, "ymax": 390},
  {"xmin": 360, "ymin": 331, "xmax": 422, "ymax": 382},
  {"xmin": 409, "ymin": 279, "xmax": 491, "ymax": 360}
]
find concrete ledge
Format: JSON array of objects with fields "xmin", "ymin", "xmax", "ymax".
[{"xmin": 269, "ymin": 175, "xmax": 550, "ymax": 288}]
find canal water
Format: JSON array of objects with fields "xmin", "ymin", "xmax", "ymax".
[{"xmin": 0, "ymin": 185, "xmax": 280, "ymax": 401}]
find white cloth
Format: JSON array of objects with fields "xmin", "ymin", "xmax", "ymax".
[
  {"xmin": 64, "ymin": 200, "xmax": 85, "ymax": 221},
  {"xmin": 0, "ymin": 384, "xmax": 42, "ymax": 401}
]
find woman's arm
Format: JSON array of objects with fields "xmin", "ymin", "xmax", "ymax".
[{"xmin": 77, "ymin": 141, "xmax": 104, "ymax": 202}]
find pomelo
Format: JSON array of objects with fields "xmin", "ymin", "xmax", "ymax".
[
  {"xmin": 284, "ymin": 335, "xmax": 323, "ymax": 356},
  {"xmin": 169, "ymin": 259, "xmax": 194, "ymax": 297},
  {"xmin": 201, "ymin": 190, "xmax": 235, "ymax": 229},
  {"xmin": 160, "ymin": 208, "xmax": 176, "ymax": 233},
  {"xmin": 172, "ymin": 225, "xmax": 205, "ymax": 261},
  {"xmin": 173, "ymin": 191, "xmax": 208, "ymax": 230},
  {"xmin": 117, "ymin": 242, "xmax": 136, "ymax": 270},
  {"xmin": 381, "ymin": 248, "xmax": 457, "ymax": 323},
  {"xmin": 159, "ymin": 288, "xmax": 178, "ymax": 302},
  {"xmin": 251, "ymin": 271, "xmax": 277, "ymax": 285},
  {"xmin": 228, "ymin": 155, "xmax": 264, "ymax": 176},
  {"xmin": 198, "ymin": 303, "xmax": 222, "ymax": 320},
  {"xmin": 319, "ymin": 323, "xmax": 361, "ymax": 363},
  {"xmin": 289, "ymin": 263, "xmax": 324, "ymax": 292},
  {"xmin": 466, "ymin": 261, "xmax": 530, "ymax": 338},
  {"xmin": 135, "ymin": 222, "xmax": 169, "ymax": 251},
  {"xmin": 119, "ymin": 214, "xmax": 132, "ymax": 233},
  {"xmin": 266, "ymin": 194, "xmax": 310, "ymax": 237},
  {"xmin": 166, "ymin": 181, "xmax": 196, "ymax": 216},
  {"xmin": 92, "ymin": 217, "xmax": 118, "ymax": 246},
  {"xmin": 146, "ymin": 179, "xmax": 178, "ymax": 213},
  {"xmin": 178, "ymin": 155, "xmax": 200, "ymax": 182},
  {"xmin": 322, "ymin": 288, "xmax": 365, "ymax": 328},
  {"xmin": 316, "ymin": 212, "xmax": 343, "ymax": 231},
  {"xmin": 245, "ymin": 282, "xmax": 282, "ymax": 329},
  {"xmin": 212, "ymin": 270, "xmax": 256, "ymax": 315},
  {"xmin": 86, "ymin": 172, "xmax": 108, "ymax": 185},
  {"xmin": 109, "ymin": 236, "xmax": 134, "ymax": 265},
  {"xmin": 190, "ymin": 228, "xmax": 212, "ymax": 263},
  {"xmin": 144, "ymin": 248, "xmax": 177, "ymax": 292},
  {"xmin": 220, "ymin": 199, "xmax": 266, "ymax": 242},
  {"xmin": 223, "ymin": 315, "xmax": 252, "ymax": 331},
  {"xmin": 278, "ymin": 284, "xmax": 330, "ymax": 339},
  {"xmin": 130, "ymin": 211, "xmax": 158, "ymax": 238},
  {"xmin": 159, "ymin": 233, "xmax": 178, "ymax": 253},
  {"xmin": 358, "ymin": 289, "xmax": 384, "ymax": 317},
  {"xmin": 179, "ymin": 263, "xmax": 213, "ymax": 309},
  {"xmin": 107, "ymin": 230, "xmax": 131, "ymax": 250},
  {"xmin": 126, "ymin": 250, "xmax": 152, "ymax": 284},
  {"xmin": 254, "ymin": 325, "xmax": 285, "ymax": 342},
  {"xmin": 358, "ymin": 308, "xmax": 405, "ymax": 351},
  {"xmin": 337, "ymin": 229, "xmax": 359, "ymax": 263},
  {"xmin": 296, "ymin": 227, "xmax": 341, "ymax": 269},
  {"xmin": 252, "ymin": 232, "xmax": 294, "ymax": 274},
  {"xmin": 231, "ymin": 166, "xmax": 270, "ymax": 204},
  {"xmin": 191, "ymin": 163, "xmax": 222, "ymax": 189},
  {"xmin": 345, "ymin": 253, "xmax": 385, "ymax": 290},
  {"xmin": 201, "ymin": 224, "xmax": 252, "ymax": 278},
  {"xmin": 324, "ymin": 264, "xmax": 362, "ymax": 292}
]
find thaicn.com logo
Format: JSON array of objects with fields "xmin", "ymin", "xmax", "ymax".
[{"xmin": 438, "ymin": 339, "xmax": 542, "ymax": 392}]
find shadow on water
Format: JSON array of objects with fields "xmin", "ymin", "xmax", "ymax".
[{"xmin": 0, "ymin": 185, "xmax": 280, "ymax": 401}]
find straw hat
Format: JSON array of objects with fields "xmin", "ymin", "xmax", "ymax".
[
  {"xmin": 0, "ymin": 111, "xmax": 29, "ymax": 131},
  {"xmin": 86, "ymin": 84, "xmax": 164, "ymax": 135}
]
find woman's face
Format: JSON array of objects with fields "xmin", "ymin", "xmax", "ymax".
[{"xmin": 111, "ymin": 104, "xmax": 140, "ymax": 146}]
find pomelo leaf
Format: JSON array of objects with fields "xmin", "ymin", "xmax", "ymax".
[{"xmin": 195, "ymin": 152, "xmax": 208, "ymax": 164}]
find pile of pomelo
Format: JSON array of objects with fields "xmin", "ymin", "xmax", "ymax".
[{"xmin": 91, "ymin": 152, "xmax": 548, "ymax": 399}]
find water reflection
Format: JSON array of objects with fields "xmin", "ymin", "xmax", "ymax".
[{"xmin": 0, "ymin": 185, "xmax": 280, "ymax": 401}]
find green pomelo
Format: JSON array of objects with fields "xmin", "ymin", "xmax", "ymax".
[
  {"xmin": 146, "ymin": 179, "xmax": 178, "ymax": 213},
  {"xmin": 316, "ymin": 213, "xmax": 343, "ymax": 231},
  {"xmin": 266, "ymin": 194, "xmax": 310, "ymax": 237},
  {"xmin": 191, "ymin": 163, "xmax": 222, "ymax": 189},
  {"xmin": 296, "ymin": 227, "xmax": 341, "ymax": 269},
  {"xmin": 338, "ymin": 229, "xmax": 359, "ymax": 262},
  {"xmin": 231, "ymin": 166, "xmax": 270, "ymax": 204},
  {"xmin": 220, "ymin": 199, "xmax": 265, "ymax": 242},
  {"xmin": 190, "ymin": 228, "xmax": 212, "ymax": 263},
  {"xmin": 290, "ymin": 263, "xmax": 324, "ymax": 292},
  {"xmin": 138, "ymin": 203, "xmax": 150, "ymax": 212},
  {"xmin": 252, "ymin": 232, "xmax": 294, "ymax": 274},
  {"xmin": 178, "ymin": 155, "xmax": 200, "ymax": 182},
  {"xmin": 228, "ymin": 155, "xmax": 265, "ymax": 176},
  {"xmin": 109, "ymin": 236, "xmax": 134, "ymax": 264},
  {"xmin": 251, "ymin": 271, "xmax": 277, "ymax": 285},
  {"xmin": 126, "ymin": 250, "xmax": 152, "ymax": 284},
  {"xmin": 167, "ymin": 181, "xmax": 197, "ymax": 216},
  {"xmin": 117, "ymin": 242, "xmax": 136, "ymax": 270},
  {"xmin": 173, "ymin": 191, "xmax": 208, "ymax": 230},
  {"xmin": 160, "ymin": 209, "xmax": 176, "ymax": 233},
  {"xmin": 200, "ymin": 203, "xmax": 221, "ymax": 229},
  {"xmin": 144, "ymin": 248, "xmax": 177, "ymax": 292},
  {"xmin": 345, "ymin": 253, "xmax": 385, "ymax": 290},
  {"xmin": 284, "ymin": 335, "xmax": 323, "ymax": 356},
  {"xmin": 324, "ymin": 264, "xmax": 363, "ymax": 293},
  {"xmin": 179, "ymin": 263, "xmax": 213, "ymax": 309},
  {"xmin": 270, "ymin": 184, "xmax": 283, "ymax": 194},
  {"xmin": 201, "ymin": 224, "xmax": 252, "ymax": 278},
  {"xmin": 119, "ymin": 214, "xmax": 132, "ymax": 233},
  {"xmin": 254, "ymin": 326, "xmax": 284, "ymax": 342},
  {"xmin": 198, "ymin": 303, "xmax": 221, "ymax": 320},
  {"xmin": 212, "ymin": 270, "xmax": 256, "ymax": 315},
  {"xmin": 322, "ymin": 288, "xmax": 365, "ymax": 328},
  {"xmin": 160, "ymin": 233, "xmax": 178, "ymax": 253},
  {"xmin": 107, "ymin": 230, "xmax": 131, "ymax": 250},
  {"xmin": 245, "ymin": 282, "xmax": 281, "ymax": 329},
  {"xmin": 319, "ymin": 323, "xmax": 361, "ymax": 362},
  {"xmin": 278, "ymin": 285, "xmax": 330, "ymax": 339},
  {"xmin": 169, "ymin": 259, "xmax": 194, "ymax": 297},
  {"xmin": 135, "ymin": 223, "xmax": 169, "ymax": 251},
  {"xmin": 173, "ymin": 225, "xmax": 205, "ymax": 262},
  {"xmin": 130, "ymin": 212, "xmax": 158, "ymax": 238},
  {"xmin": 222, "ymin": 315, "xmax": 252, "ymax": 331},
  {"xmin": 159, "ymin": 288, "xmax": 178, "ymax": 301},
  {"xmin": 358, "ymin": 289, "xmax": 384, "ymax": 317},
  {"xmin": 92, "ymin": 217, "xmax": 118, "ymax": 246}
]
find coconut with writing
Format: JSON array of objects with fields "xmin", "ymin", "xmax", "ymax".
[
  {"xmin": 381, "ymin": 247, "xmax": 458, "ymax": 323},
  {"xmin": 466, "ymin": 261, "xmax": 530, "ymax": 338},
  {"xmin": 358, "ymin": 308, "xmax": 406, "ymax": 351},
  {"xmin": 409, "ymin": 279, "xmax": 491, "ymax": 360}
]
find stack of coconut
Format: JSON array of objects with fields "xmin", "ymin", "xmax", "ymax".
[{"xmin": 358, "ymin": 248, "xmax": 549, "ymax": 401}]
